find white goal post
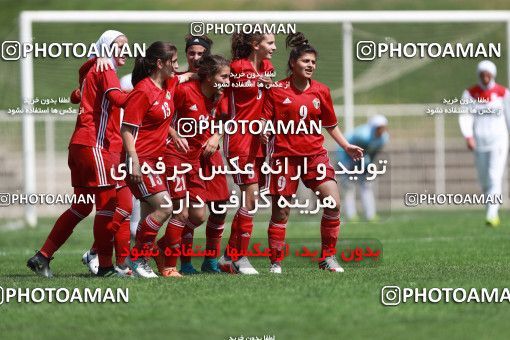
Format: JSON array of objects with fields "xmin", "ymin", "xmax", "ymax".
[{"xmin": 19, "ymin": 10, "xmax": 510, "ymax": 226}]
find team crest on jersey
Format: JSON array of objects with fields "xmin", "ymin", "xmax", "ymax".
[
  {"xmin": 166, "ymin": 91, "xmax": 171, "ymax": 100},
  {"xmin": 312, "ymin": 98, "xmax": 320, "ymax": 109},
  {"xmin": 189, "ymin": 104, "xmax": 198, "ymax": 111}
]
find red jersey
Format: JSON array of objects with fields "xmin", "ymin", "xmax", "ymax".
[
  {"xmin": 263, "ymin": 77, "xmax": 338, "ymax": 158},
  {"xmin": 224, "ymin": 58, "xmax": 274, "ymax": 158},
  {"xmin": 69, "ymin": 60, "xmax": 122, "ymax": 151},
  {"xmin": 167, "ymin": 80, "xmax": 228, "ymax": 160},
  {"xmin": 123, "ymin": 76, "xmax": 179, "ymax": 160}
]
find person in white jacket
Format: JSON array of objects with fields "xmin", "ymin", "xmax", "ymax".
[{"xmin": 459, "ymin": 60, "xmax": 510, "ymax": 227}]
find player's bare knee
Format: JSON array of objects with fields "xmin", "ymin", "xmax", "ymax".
[
  {"xmin": 272, "ymin": 204, "xmax": 290, "ymax": 221},
  {"xmin": 324, "ymin": 204, "xmax": 340, "ymax": 216},
  {"xmin": 155, "ymin": 205, "xmax": 173, "ymax": 221},
  {"xmin": 172, "ymin": 210, "xmax": 189, "ymax": 224}
]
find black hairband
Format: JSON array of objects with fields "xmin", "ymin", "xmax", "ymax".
[{"xmin": 186, "ymin": 37, "xmax": 211, "ymax": 52}]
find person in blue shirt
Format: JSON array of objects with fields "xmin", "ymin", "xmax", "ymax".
[{"xmin": 337, "ymin": 115, "xmax": 389, "ymax": 221}]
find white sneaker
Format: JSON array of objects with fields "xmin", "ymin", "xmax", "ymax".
[
  {"xmin": 233, "ymin": 257, "xmax": 259, "ymax": 275},
  {"xmin": 269, "ymin": 262, "xmax": 282, "ymax": 274},
  {"xmin": 319, "ymin": 256, "xmax": 344, "ymax": 273},
  {"xmin": 124, "ymin": 257, "xmax": 158, "ymax": 278},
  {"xmin": 114, "ymin": 264, "xmax": 133, "ymax": 277},
  {"xmin": 82, "ymin": 250, "xmax": 99, "ymax": 275},
  {"xmin": 218, "ymin": 255, "xmax": 234, "ymax": 273}
]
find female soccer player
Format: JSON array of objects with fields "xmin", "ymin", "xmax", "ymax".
[
  {"xmin": 459, "ymin": 60, "xmax": 510, "ymax": 227},
  {"xmin": 182, "ymin": 34, "xmax": 213, "ymax": 73},
  {"xmin": 219, "ymin": 31, "xmax": 277, "ymax": 275},
  {"xmin": 121, "ymin": 41, "xmax": 180, "ymax": 278},
  {"xmin": 261, "ymin": 32, "xmax": 364, "ymax": 274},
  {"xmin": 155, "ymin": 54, "xmax": 231, "ymax": 276},
  {"xmin": 27, "ymin": 30, "xmax": 131, "ymax": 277},
  {"xmin": 166, "ymin": 35, "xmax": 229, "ymax": 275}
]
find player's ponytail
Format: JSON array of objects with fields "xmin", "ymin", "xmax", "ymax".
[
  {"xmin": 231, "ymin": 30, "xmax": 265, "ymax": 60},
  {"xmin": 196, "ymin": 54, "xmax": 230, "ymax": 82},
  {"xmin": 131, "ymin": 41, "xmax": 177, "ymax": 87},
  {"xmin": 286, "ymin": 32, "xmax": 318, "ymax": 75}
]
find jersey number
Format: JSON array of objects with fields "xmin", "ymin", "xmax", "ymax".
[
  {"xmin": 162, "ymin": 102, "xmax": 171, "ymax": 119},
  {"xmin": 147, "ymin": 174, "xmax": 163, "ymax": 188},
  {"xmin": 299, "ymin": 105, "xmax": 308, "ymax": 120},
  {"xmin": 174, "ymin": 175, "xmax": 186, "ymax": 192}
]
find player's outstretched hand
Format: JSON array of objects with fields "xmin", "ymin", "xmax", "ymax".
[
  {"xmin": 95, "ymin": 57, "xmax": 114, "ymax": 72},
  {"xmin": 258, "ymin": 76, "xmax": 273, "ymax": 87},
  {"xmin": 345, "ymin": 144, "xmax": 364, "ymax": 161},
  {"xmin": 202, "ymin": 135, "xmax": 220, "ymax": 158},
  {"xmin": 174, "ymin": 136, "xmax": 190, "ymax": 154},
  {"xmin": 465, "ymin": 137, "xmax": 476, "ymax": 151}
]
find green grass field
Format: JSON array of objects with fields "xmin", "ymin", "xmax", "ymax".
[{"xmin": 1, "ymin": 210, "xmax": 510, "ymax": 339}]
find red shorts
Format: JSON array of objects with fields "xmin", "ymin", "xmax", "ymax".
[
  {"xmin": 227, "ymin": 155, "xmax": 266, "ymax": 188},
  {"xmin": 268, "ymin": 149, "xmax": 336, "ymax": 196},
  {"xmin": 110, "ymin": 151, "xmax": 127, "ymax": 189},
  {"xmin": 166, "ymin": 150, "xmax": 230, "ymax": 202},
  {"xmin": 68, "ymin": 144, "xmax": 114, "ymax": 188},
  {"xmin": 126, "ymin": 159, "xmax": 168, "ymax": 201}
]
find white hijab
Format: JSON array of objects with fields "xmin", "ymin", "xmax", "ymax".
[
  {"xmin": 477, "ymin": 60, "xmax": 496, "ymax": 89},
  {"xmin": 89, "ymin": 29, "xmax": 125, "ymax": 68}
]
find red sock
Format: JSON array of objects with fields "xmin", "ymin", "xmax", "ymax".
[
  {"xmin": 237, "ymin": 208, "xmax": 254, "ymax": 255},
  {"xmin": 115, "ymin": 220, "xmax": 131, "ymax": 265},
  {"xmin": 93, "ymin": 187, "xmax": 117, "ymax": 268},
  {"xmin": 113, "ymin": 186, "xmax": 132, "ymax": 265},
  {"xmin": 40, "ymin": 202, "xmax": 93, "ymax": 258},
  {"xmin": 94, "ymin": 210, "xmax": 115, "ymax": 267},
  {"xmin": 133, "ymin": 215, "xmax": 163, "ymax": 256},
  {"xmin": 90, "ymin": 241, "xmax": 98, "ymax": 253},
  {"xmin": 180, "ymin": 222, "xmax": 196, "ymax": 264},
  {"xmin": 321, "ymin": 210, "xmax": 340, "ymax": 258},
  {"xmin": 225, "ymin": 212, "xmax": 239, "ymax": 256},
  {"xmin": 268, "ymin": 217, "xmax": 287, "ymax": 263},
  {"xmin": 163, "ymin": 218, "xmax": 185, "ymax": 267},
  {"xmin": 206, "ymin": 216, "xmax": 225, "ymax": 259}
]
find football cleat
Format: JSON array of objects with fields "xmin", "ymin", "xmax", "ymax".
[
  {"xmin": 82, "ymin": 250, "xmax": 99, "ymax": 275},
  {"xmin": 27, "ymin": 251, "xmax": 53, "ymax": 278},
  {"xmin": 486, "ymin": 216, "xmax": 500, "ymax": 228},
  {"xmin": 218, "ymin": 255, "xmax": 235, "ymax": 273},
  {"xmin": 319, "ymin": 256, "xmax": 344, "ymax": 273},
  {"xmin": 180, "ymin": 262, "xmax": 199, "ymax": 275},
  {"xmin": 201, "ymin": 258, "xmax": 221, "ymax": 273},
  {"xmin": 114, "ymin": 264, "xmax": 133, "ymax": 277},
  {"xmin": 96, "ymin": 266, "xmax": 128, "ymax": 277},
  {"xmin": 124, "ymin": 257, "xmax": 158, "ymax": 278},
  {"xmin": 269, "ymin": 262, "xmax": 282, "ymax": 274},
  {"xmin": 232, "ymin": 257, "xmax": 259, "ymax": 275},
  {"xmin": 160, "ymin": 267, "xmax": 183, "ymax": 278}
]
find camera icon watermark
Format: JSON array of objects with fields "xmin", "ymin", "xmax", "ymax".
[
  {"xmin": 1, "ymin": 41, "xmax": 21, "ymax": 61},
  {"xmin": 176, "ymin": 118, "xmax": 197, "ymax": 138},
  {"xmin": 0, "ymin": 287, "xmax": 4, "ymax": 305},
  {"xmin": 381, "ymin": 285, "xmax": 401, "ymax": 306},
  {"xmin": 356, "ymin": 41, "xmax": 376, "ymax": 61},
  {"xmin": 404, "ymin": 193, "xmax": 419, "ymax": 207},
  {"xmin": 190, "ymin": 22, "xmax": 205, "ymax": 36},
  {"xmin": 0, "ymin": 193, "xmax": 11, "ymax": 206}
]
